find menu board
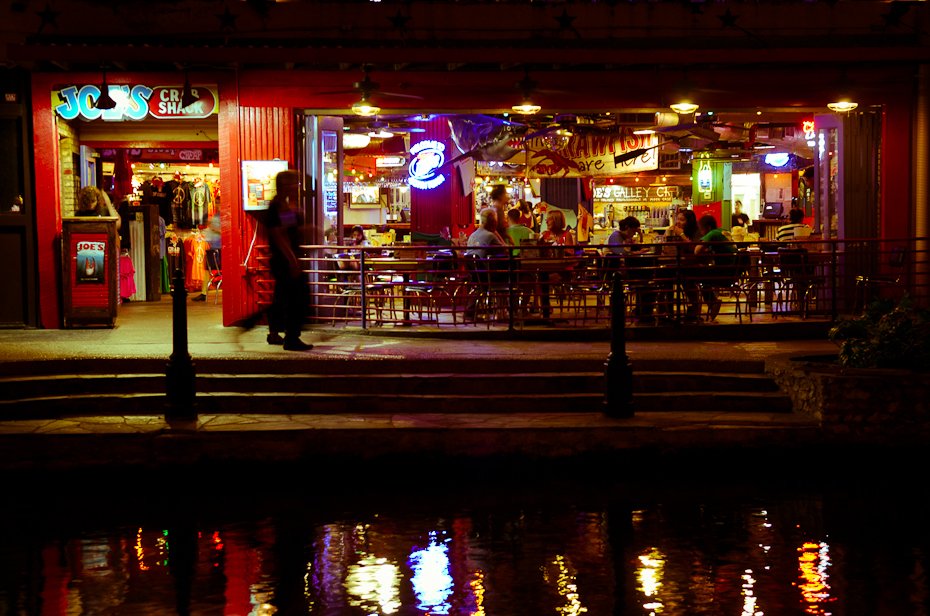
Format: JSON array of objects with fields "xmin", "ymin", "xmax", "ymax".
[{"xmin": 242, "ymin": 160, "xmax": 290, "ymax": 211}]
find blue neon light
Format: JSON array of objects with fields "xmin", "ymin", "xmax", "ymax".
[
  {"xmin": 764, "ymin": 153, "xmax": 790, "ymax": 167},
  {"xmin": 409, "ymin": 140, "xmax": 446, "ymax": 190}
]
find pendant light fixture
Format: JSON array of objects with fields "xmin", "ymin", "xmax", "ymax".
[
  {"xmin": 93, "ymin": 70, "xmax": 117, "ymax": 110},
  {"xmin": 669, "ymin": 73, "xmax": 699, "ymax": 115},
  {"xmin": 351, "ymin": 94, "xmax": 380, "ymax": 116},
  {"xmin": 827, "ymin": 70, "xmax": 858, "ymax": 113},
  {"xmin": 512, "ymin": 97, "xmax": 541, "ymax": 115},
  {"xmin": 180, "ymin": 72, "xmax": 200, "ymax": 110}
]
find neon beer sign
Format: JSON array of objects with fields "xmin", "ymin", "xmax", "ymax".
[{"xmin": 408, "ymin": 140, "xmax": 445, "ymax": 190}]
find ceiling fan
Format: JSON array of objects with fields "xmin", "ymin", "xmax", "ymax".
[
  {"xmin": 316, "ymin": 66, "xmax": 424, "ymax": 115},
  {"xmin": 344, "ymin": 119, "xmax": 426, "ymax": 135}
]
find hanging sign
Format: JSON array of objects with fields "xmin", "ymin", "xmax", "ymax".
[
  {"xmin": 594, "ymin": 185, "xmax": 679, "ymax": 203},
  {"xmin": 75, "ymin": 239, "xmax": 106, "ymax": 285},
  {"xmin": 408, "ymin": 140, "xmax": 445, "ymax": 190},
  {"xmin": 525, "ymin": 128, "xmax": 659, "ymax": 178},
  {"xmin": 53, "ymin": 84, "xmax": 218, "ymax": 121}
]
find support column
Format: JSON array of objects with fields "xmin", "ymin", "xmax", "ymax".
[{"xmin": 916, "ymin": 64, "xmax": 930, "ymax": 307}]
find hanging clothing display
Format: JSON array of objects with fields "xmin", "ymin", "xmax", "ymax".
[
  {"xmin": 166, "ymin": 233, "xmax": 185, "ymax": 282},
  {"xmin": 114, "ymin": 149, "xmax": 133, "ymax": 199},
  {"xmin": 119, "ymin": 251, "xmax": 136, "ymax": 300},
  {"xmin": 190, "ymin": 178, "xmax": 212, "ymax": 227},
  {"xmin": 184, "ymin": 233, "xmax": 208, "ymax": 291}
]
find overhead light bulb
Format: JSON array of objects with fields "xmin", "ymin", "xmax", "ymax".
[
  {"xmin": 368, "ymin": 130, "xmax": 394, "ymax": 138},
  {"xmin": 512, "ymin": 99, "xmax": 541, "ymax": 115},
  {"xmin": 827, "ymin": 101, "xmax": 858, "ymax": 113},
  {"xmin": 352, "ymin": 97, "xmax": 380, "ymax": 116},
  {"xmin": 670, "ymin": 102, "xmax": 699, "ymax": 114}
]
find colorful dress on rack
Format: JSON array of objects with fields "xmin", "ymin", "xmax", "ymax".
[{"xmin": 119, "ymin": 252, "xmax": 136, "ymax": 300}]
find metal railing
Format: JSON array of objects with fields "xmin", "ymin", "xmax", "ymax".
[{"xmin": 279, "ymin": 237, "xmax": 929, "ymax": 330}]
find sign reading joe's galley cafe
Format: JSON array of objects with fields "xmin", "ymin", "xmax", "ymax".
[
  {"xmin": 53, "ymin": 84, "xmax": 219, "ymax": 120},
  {"xmin": 594, "ymin": 185, "xmax": 680, "ymax": 203}
]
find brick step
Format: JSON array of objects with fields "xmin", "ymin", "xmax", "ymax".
[
  {"xmin": 0, "ymin": 390, "xmax": 792, "ymax": 419},
  {"xmin": 0, "ymin": 371, "xmax": 778, "ymax": 400}
]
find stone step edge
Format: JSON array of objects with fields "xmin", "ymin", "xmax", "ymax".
[
  {"xmin": 0, "ymin": 371, "xmax": 776, "ymax": 383},
  {"xmin": 0, "ymin": 390, "xmax": 791, "ymax": 406}
]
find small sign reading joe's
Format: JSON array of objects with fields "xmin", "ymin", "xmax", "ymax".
[{"xmin": 76, "ymin": 240, "xmax": 106, "ymax": 285}]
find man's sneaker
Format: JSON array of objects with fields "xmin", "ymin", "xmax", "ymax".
[{"xmin": 283, "ymin": 338, "xmax": 313, "ymax": 351}]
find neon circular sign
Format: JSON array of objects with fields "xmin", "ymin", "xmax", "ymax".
[{"xmin": 408, "ymin": 140, "xmax": 446, "ymax": 190}]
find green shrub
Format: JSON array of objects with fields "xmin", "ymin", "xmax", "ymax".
[{"xmin": 828, "ymin": 295, "xmax": 930, "ymax": 371}]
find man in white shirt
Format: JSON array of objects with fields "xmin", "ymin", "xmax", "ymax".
[{"xmin": 466, "ymin": 208, "xmax": 506, "ymax": 258}]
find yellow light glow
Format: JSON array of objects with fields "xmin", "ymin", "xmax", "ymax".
[
  {"xmin": 512, "ymin": 102, "xmax": 541, "ymax": 115},
  {"xmin": 633, "ymin": 129, "xmax": 656, "ymax": 135},
  {"xmin": 470, "ymin": 570, "xmax": 486, "ymax": 616},
  {"xmin": 135, "ymin": 528, "xmax": 148, "ymax": 571},
  {"xmin": 346, "ymin": 554, "xmax": 402, "ymax": 614},
  {"xmin": 827, "ymin": 101, "xmax": 858, "ymax": 113},
  {"xmin": 670, "ymin": 102, "xmax": 699, "ymax": 114},
  {"xmin": 550, "ymin": 555, "xmax": 588, "ymax": 616},
  {"xmin": 797, "ymin": 542, "xmax": 834, "ymax": 615},
  {"xmin": 352, "ymin": 99, "xmax": 381, "ymax": 116},
  {"xmin": 636, "ymin": 547, "xmax": 665, "ymax": 615}
]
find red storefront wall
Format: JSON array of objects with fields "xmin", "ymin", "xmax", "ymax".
[{"xmin": 31, "ymin": 68, "xmax": 916, "ymax": 328}]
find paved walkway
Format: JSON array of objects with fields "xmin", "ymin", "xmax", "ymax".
[{"xmin": 0, "ymin": 298, "xmax": 840, "ymax": 469}]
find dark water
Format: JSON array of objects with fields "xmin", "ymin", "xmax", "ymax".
[{"xmin": 1, "ymin": 452, "xmax": 928, "ymax": 616}]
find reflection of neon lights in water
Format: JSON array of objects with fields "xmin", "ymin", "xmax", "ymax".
[
  {"xmin": 637, "ymin": 548, "xmax": 665, "ymax": 614},
  {"xmin": 798, "ymin": 541, "xmax": 835, "ymax": 615},
  {"xmin": 135, "ymin": 528, "xmax": 148, "ymax": 571},
  {"xmin": 346, "ymin": 554, "xmax": 401, "ymax": 614},
  {"xmin": 741, "ymin": 569, "xmax": 761, "ymax": 616},
  {"xmin": 552, "ymin": 555, "xmax": 588, "ymax": 616},
  {"xmin": 409, "ymin": 532, "xmax": 453, "ymax": 615},
  {"xmin": 469, "ymin": 570, "xmax": 486, "ymax": 616}
]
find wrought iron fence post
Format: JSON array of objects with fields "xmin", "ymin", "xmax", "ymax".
[
  {"xmin": 605, "ymin": 271, "xmax": 634, "ymax": 418},
  {"xmin": 166, "ymin": 268, "xmax": 196, "ymax": 422},
  {"xmin": 830, "ymin": 239, "xmax": 838, "ymax": 320},
  {"xmin": 360, "ymin": 248, "xmax": 367, "ymax": 330},
  {"xmin": 508, "ymin": 248, "xmax": 516, "ymax": 331}
]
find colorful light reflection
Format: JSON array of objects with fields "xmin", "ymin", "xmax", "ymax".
[
  {"xmin": 797, "ymin": 541, "xmax": 835, "ymax": 615},
  {"xmin": 636, "ymin": 548, "xmax": 665, "ymax": 615},
  {"xmin": 551, "ymin": 555, "xmax": 588, "ymax": 616},
  {"xmin": 346, "ymin": 554, "xmax": 401, "ymax": 614},
  {"xmin": 409, "ymin": 532, "xmax": 453, "ymax": 615}
]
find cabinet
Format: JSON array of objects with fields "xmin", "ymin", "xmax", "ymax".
[{"xmin": 61, "ymin": 217, "xmax": 119, "ymax": 328}]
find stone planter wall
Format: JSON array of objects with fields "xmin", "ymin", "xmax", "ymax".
[{"xmin": 767, "ymin": 357, "xmax": 930, "ymax": 440}]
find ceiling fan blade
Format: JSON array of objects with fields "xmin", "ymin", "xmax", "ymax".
[{"xmin": 376, "ymin": 92, "xmax": 425, "ymax": 100}]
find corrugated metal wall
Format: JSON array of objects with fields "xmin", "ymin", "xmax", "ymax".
[{"xmin": 228, "ymin": 107, "xmax": 293, "ymax": 325}]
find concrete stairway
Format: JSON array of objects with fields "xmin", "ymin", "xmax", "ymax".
[{"xmin": 0, "ymin": 357, "xmax": 793, "ymax": 418}]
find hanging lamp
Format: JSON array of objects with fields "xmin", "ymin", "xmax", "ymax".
[
  {"xmin": 180, "ymin": 72, "xmax": 200, "ymax": 110},
  {"xmin": 827, "ymin": 71, "xmax": 858, "ymax": 113},
  {"xmin": 93, "ymin": 70, "xmax": 116, "ymax": 110}
]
